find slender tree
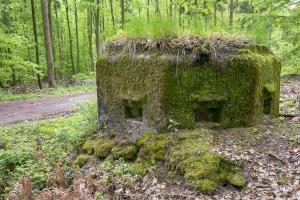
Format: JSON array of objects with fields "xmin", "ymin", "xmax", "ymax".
[
  {"xmin": 170, "ymin": 0, "xmax": 173, "ymax": 18},
  {"xmin": 214, "ymin": 0, "xmax": 217, "ymax": 26},
  {"xmin": 48, "ymin": 0, "xmax": 55, "ymax": 63},
  {"xmin": 120, "ymin": 0, "xmax": 125, "ymax": 29},
  {"xmin": 95, "ymin": 0, "xmax": 101, "ymax": 56},
  {"xmin": 2, "ymin": 0, "xmax": 16, "ymax": 86},
  {"xmin": 54, "ymin": 0, "xmax": 65, "ymax": 78},
  {"xmin": 30, "ymin": 0, "xmax": 43, "ymax": 89},
  {"xmin": 40, "ymin": 0, "xmax": 56, "ymax": 87},
  {"xmin": 75, "ymin": 0, "xmax": 80, "ymax": 73},
  {"xmin": 229, "ymin": 0, "xmax": 234, "ymax": 27},
  {"xmin": 64, "ymin": 0, "xmax": 75, "ymax": 74},
  {"xmin": 146, "ymin": 0, "xmax": 150, "ymax": 23},
  {"xmin": 109, "ymin": 0, "xmax": 116, "ymax": 33},
  {"xmin": 101, "ymin": 0, "xmax": 105, "ymax": 32},
  {"xmin": 155, "ymin": 0, "xmax": 162, "ymax": 18},
  {"xmin": 87, "ymin": 5, "xmax": 94, "ymax": 71}
]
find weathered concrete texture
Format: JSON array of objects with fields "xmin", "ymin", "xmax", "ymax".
[{"xmin": 96, "ymin": 36, "xmax": 281, "ymax": 134}]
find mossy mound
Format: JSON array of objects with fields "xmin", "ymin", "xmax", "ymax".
[
  {"xmin": 78, "ymin": 130, "xmax": 247, "ymax": 194},
  {"xmin": 74, "ymin": 154, "xmax": 93, "ymax": 168},
  {"xmin": 82, "ymin": 140, "xmax": 95, "ymax": 154},
  {"xmin": 111, "ymin": 141, "xmax": 138, "ymax": 161},
  {"xmin": 166, "ymin": 131, "xmax": 246, "ymax": 194},
  {"xmin": 94, "ymin": 139, "xmax": 115, "ymax": 158},
  {"xmin": 137, "ymin": 132, "xmax": 172, "ymax": 161}
]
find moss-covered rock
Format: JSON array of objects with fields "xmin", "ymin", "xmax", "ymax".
[
  {"xmin": 228, "ymin": 173, "xmax": 247, "ymax": 188},
  {"xmin": 82, "ymin": 140, "xmax": 95, "ymax": 154},
  {"xmin": 94, "ymin": 139, "xmax": 115, "ymax": 159},
  {"xmin": 137, "ymin": 131, "xmax": 246, "ymax": 194},
  {"xmin": 196, "ymin": 179, "xmax": 219, "ymax": 194},
  {"xmin": 137, "ymin": 132, "xmax": 172, "ymax": 161},
  {"xmin": 74, "ymin": 154, "xmax": 93, "ymax": 168},
  {"xmin": 78, "ymin": 130, "xmax": 247, "ymax": 194},
  {"xmin": 111, "ymin": 141, "xmax": 138, "ymax": 160}
]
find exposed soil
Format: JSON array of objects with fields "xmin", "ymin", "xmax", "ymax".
[{"xmin": 0, "ymin": 92, "xmax": 96, "ymax": 126}]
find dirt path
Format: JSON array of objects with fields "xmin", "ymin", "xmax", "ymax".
[{"xmin": 0, "ymin": 92, "xmax": 96, "ymax": 126}]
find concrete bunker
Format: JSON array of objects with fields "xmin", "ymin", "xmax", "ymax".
[{"xmin": 96, "ymin": 36, "xmax": 281, "ymax": 134}]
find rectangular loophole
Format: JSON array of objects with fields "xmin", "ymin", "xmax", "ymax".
[
  {"xmin": 263, "ymin": 98, "xmax": 272, "ymax": 115},
  {"xmin": 194, "ymin": 107, "xmax": 222, "ymax": 123},
  {"xmin": 263, "ymin": 90, "xmax": 272, "ymax": 115},
  {"xmin": 124, "ymin": 101, "xmax": 143, "ymax": 122}
]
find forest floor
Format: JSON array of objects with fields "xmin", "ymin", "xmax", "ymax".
[{"xmin": 0, "ymin": 92, "xmax": 96, "ymax": 126}]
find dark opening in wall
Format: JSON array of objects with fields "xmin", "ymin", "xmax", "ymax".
[
  {"xmin": 263, "ymin": 90, "xmax": 272, "ymax": 115},
  {"xmin": 194, "ymin": 107, "xmax": 222, "ymax": 123},
  {"xmin": 124, "ymin": 101, "xmax": 143, "ymax": 121}
]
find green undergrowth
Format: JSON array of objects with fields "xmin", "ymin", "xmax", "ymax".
[
  {"xmin": 77, "ymin": 130, "xmax": 247, "ymax": 194},
  {"xmin": 0, "ymin": 83, "xmax": 96, "ymax": 102},
  {"xmin": 0, "ymin": 101, "xmax": 98, "ymax": 197}
]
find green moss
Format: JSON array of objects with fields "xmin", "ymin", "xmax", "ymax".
[
  {"xmin": 196, "ymin": 179, "xmax": 219, "ymax": 194},
  {"xmin": 94, "ymin": 139, "xmax": 115, "ymax": 159},
  {"xmin": 97, "ymin": 38, "xmax": 280, "ymax": 131},
  {"xmin": 277, "ymin": 176, "xmax": 288, "ymax": 185},
  {"xmin": 78, "ymin": 131, "xmax": 246, "ymax": 194},
  {"xmin": 166, "ymin": 131, "xmax": 245, "ymax": 194},
  {"xmin": 82, "ymin": 140, "xmax": 95, "ymax": 154},
  {"xmin": 137, "ymin": 132, "xmax": 172, "ymax": 161},
  {"xmin": 228, "ymin": 173, "xmax": 247, "ymax": 188},
  {"xmin": 74, "ymin": 154, "xmax": 93, "ymax": 168},
  {"xmin": 111, "ymin": 142, "xmax": 138, "ymax": 160},
  {"xmin": 97, "ymin": 54, "xmax": 170, "ymax": 131}
]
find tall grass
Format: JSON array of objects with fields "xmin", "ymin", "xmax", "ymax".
[{"xmin": 123, "ymin": 16, "xmax": 177, "ymax": 39}]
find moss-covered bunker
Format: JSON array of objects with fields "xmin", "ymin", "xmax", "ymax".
[{"xmin": 96, "ymin": 36, "xmax": 281, "ymax": 133}]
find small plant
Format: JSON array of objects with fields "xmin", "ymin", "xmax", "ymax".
[
  {"xmin": 277, "ymin": 176, "xmax": 288, "ymax": 185},
  {"xmin": 167, "ymin": 119, "xmax": 181, "ymax": 132}
]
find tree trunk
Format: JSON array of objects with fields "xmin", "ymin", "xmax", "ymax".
[
  {"xmin": 155, "ymin": 0, "xmax": 161, "ymax": 18},
  {"xmin": 48, "ymin": 0, "xmax": 55, "ymax": 64},
  {"xmin": 88, "ymin": 7, "xmax": 94, "ymax": 71},
  {"xmin": 120, "ymin": 0, "xmax": 125, "ymax": 29},
  {"xmin": 214, "ymin": 0, "xmax": 217, "ymax": 27},
  {"xmin": 40, "ymin": 0, "xmax": 56, "ymax": 88},
  {"xmin": 109, "ymin": 0, "xmax": 115, "ymax": 33},
  {"xmin": 65, "ymin": 0, "xmax": 75, "ymax": 74},
  {"xmin": 179, "ymin": 6, "xmax": 182, "ymax": 27},
  {"xmin": 0, "ymin": 81, "xmax": 5, "ymax": 89},
  {"xmin": 30, "ymin": 0, "xmax": 42, "ymax": 89},
  {"xmin": 95, "ymin": 0, "xmax": 101, "ymax": 56},
  {"xmin": 170, "ymin": 0, "xmax": 173, "ymax": 18},
  {"xmin": 166, "ymin": 0, "xmax": 169, "ymax": 16},
  {"xmin": 229, "ymin": 0, "xmax": 234, "ymax": 28},
  {"xmin": 203, "ymin": 0, "xmax": 208, "ymax": 30},
  {"xmin": 75, "ymin": 0, "xmax": 80, "ymax": 73},
  {"xmin": 101, "ymin": 0, "xmax": 105, "ymax": 32},
  {"xmin": 11, "ymin": 63, "xmax": 16, "ymax": 86},
  {"xmin": 147, "ymin": 0, "xmax": 150, "ymax": 23},
  {"xmin": 221, "ymin": 7, "xmax": 224, "ymax": 27},
  {"xmin": 54, "ymin": 0, "xmax": 65, "ymax": 78},
  {"xmin": 2, "ymin": 0, "xmax": 16, "ymax": 87}
]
